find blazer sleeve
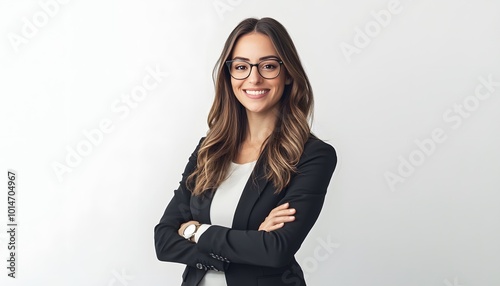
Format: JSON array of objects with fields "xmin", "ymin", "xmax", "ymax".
[
  {"xmin": 154, "ymin": 138, "xmax": 228, "ymax": 271},
  {"xmin": 196, "ymin": 138, "xmax": 337, "ymax": 268}
]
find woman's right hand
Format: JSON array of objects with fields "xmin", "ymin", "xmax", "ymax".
[{"xmin": 259, "ymin": 202, "xmax": 296, "ymax": 232}]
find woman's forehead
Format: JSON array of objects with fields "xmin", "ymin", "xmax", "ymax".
[{"xmin": 231, "ymin": 33, "xmax": 279, "ymax": 61}]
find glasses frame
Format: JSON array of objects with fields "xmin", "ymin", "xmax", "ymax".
[{"xmin": 225, "ymin": 59, "xmax": 284, "ymax": 80}]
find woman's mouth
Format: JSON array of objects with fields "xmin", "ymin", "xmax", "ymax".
[{"xmin": 244, "ymin": 89, "xmax": 270, "ymax": 99}]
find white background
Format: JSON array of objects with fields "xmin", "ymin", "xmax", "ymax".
[{"xmin": 1, "ymin": 0, "xmax": 499, "ymax": 285}]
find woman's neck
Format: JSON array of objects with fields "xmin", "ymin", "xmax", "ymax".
[
  {"xmin": 244, "ymin": 109, "xmax": 278, "ymax": 145},
  {"xmin": 233, "ymin": 109, "xmax": 278, "ymax": 164}
]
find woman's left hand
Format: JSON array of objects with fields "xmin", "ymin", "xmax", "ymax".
[{"xmin": 259, "ymin": 202, "xmax": 296, "ymax": 232}]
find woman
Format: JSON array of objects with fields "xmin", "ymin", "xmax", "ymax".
[{"xmin": 154, "ymin": 17, "xmax": 337, "ymax": 286}]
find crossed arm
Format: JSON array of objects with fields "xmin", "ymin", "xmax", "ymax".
[{"xmin": 178, "ymin": 202, "xmax": 296, "ymax": 240}]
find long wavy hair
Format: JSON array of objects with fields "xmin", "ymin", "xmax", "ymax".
[{"xmin": 187, "ymin": 17, "xmax": 314, "ymax": 196}]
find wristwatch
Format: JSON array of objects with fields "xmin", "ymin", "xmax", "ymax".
[{"xmin": 182, "ymin": 223, "xmax": 200, "ymax": 241}]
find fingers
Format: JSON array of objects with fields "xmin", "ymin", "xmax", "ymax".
[
  {"xmin": 270, "ymin": 202, "xmax": 291, "ymax": 214},
  {"xmin": 268, "ymin": 203, "xmax": 295, "ymax": 219},
  {"xmin": 259, "ymin": 203, "xmax": 297, "ymax": 232},
  {"xmin": 266, "ymin": 222, "xmax": 284, "ymax": 232},
  {"xmin": 268, "ymin": 213, "xmax": 296, "ymax": 224},
  {"xmin": 259, "ymin": 215, "xmax": 295, "ymax": 232}
]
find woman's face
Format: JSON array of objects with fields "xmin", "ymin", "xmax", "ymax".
[{"xmin": 229, "ymin": 32, "xmax": 289, "ymax": 117}]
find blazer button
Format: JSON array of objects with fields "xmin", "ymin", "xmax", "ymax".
[{"xmin": 196, "ymin": 263, "xmax": 203, "ymax": 270}]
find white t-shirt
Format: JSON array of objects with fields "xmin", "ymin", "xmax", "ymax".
[{"xmin": 197, "ymin": 161, "xmax": 256, "ymax": 286}]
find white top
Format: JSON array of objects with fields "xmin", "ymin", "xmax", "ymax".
[{"xmin": 197, "ymin": 161, "xmax": 256, "ymax": 286}]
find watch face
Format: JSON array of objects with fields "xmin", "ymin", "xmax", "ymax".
[{"xmin": 183, "ymin": 224, "xmax": 196, "ymax": 238}]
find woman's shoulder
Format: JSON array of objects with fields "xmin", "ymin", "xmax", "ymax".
[
  {"xmin": 194, "ymin": 136, "xmax": 207, "ymax": 148},
  {"xmin": 304, "ymin": 133, "xmax": 337, "ymax": 157},
  {"xmin": 295, "ymin": 133, "xmax": 337, "ymax": 175}
]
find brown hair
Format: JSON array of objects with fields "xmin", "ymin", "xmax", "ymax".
[{"xmin": 187, "ymin": 17, "xmax": 314, "ymax": 196}]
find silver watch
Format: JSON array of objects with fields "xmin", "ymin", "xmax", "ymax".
[{"xmin": 182, "ymin": 223, "xmax": 200, "ymax": 240}]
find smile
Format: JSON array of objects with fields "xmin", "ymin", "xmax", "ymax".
[{"xmin": 244, "ymin": 89, "xmax": 270, "ymax": 98}]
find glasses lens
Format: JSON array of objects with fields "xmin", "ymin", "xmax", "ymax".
[
  {"xmin": 258, "ymin": 60, "xmax": 281, "ymax": 79},
  {"xmin": 229, "ymin": 61, "xmax": 251, "ymax": 79}
]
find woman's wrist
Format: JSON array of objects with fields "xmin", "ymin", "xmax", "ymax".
[
  {"xmin": 193, "ymin": 224, "xmax": 211, "ymax": 243},
  {"xmin": 178, "ymin": 221, "xmax": 200, "ymax": 241}
]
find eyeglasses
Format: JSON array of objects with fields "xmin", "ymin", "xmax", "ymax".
[{"xmin": 225, "ymin": 59, "xmax": 283, "ymax": 80}]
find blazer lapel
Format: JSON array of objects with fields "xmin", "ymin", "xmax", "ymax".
[
  {"xmin": 231, "ymin": 160, "xmax": 269, "ymax": 229},
  {"xmin": 191, "ymin": 189, "xmax": 214, "ymax": 224}
]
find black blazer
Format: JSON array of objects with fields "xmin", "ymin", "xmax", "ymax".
[{"xmin": 154, "ymin": 135, "xmax": 337, "ymax": 286}]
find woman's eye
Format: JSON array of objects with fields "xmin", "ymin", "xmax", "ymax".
[
  {"xmin": 235, "ymin": 65, "xmax": 248, "ymax": 70},
  {"xmin": 261, "ymin": 62, "xmax": 278, "ymax": 70}
]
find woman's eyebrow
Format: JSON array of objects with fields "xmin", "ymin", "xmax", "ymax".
[{"xmin": 232, "ymin": 55, "xmax": 280, "ymax": 61}]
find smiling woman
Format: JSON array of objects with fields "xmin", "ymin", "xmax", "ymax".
[
  {"xmin": 154, "ymin": 17, "xmax": 337, "ymax": 286},
  {"xmin": 228, "ymin": 33, "xmax": 290, "ymax": 119}
]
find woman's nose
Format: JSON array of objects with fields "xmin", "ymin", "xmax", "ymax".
[{"xmin": 247, "ymin": 65, "xmax": 263, "ymax": 84}]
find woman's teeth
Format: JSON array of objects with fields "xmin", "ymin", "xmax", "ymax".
[{"xmin": 245, "ymin": 90, "xmax": 267, "ymax": 95}]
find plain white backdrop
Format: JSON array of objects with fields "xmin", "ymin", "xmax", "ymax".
[{"xmin": 1, "ymin": 0, "xmax": 499, "ymax": 285}]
